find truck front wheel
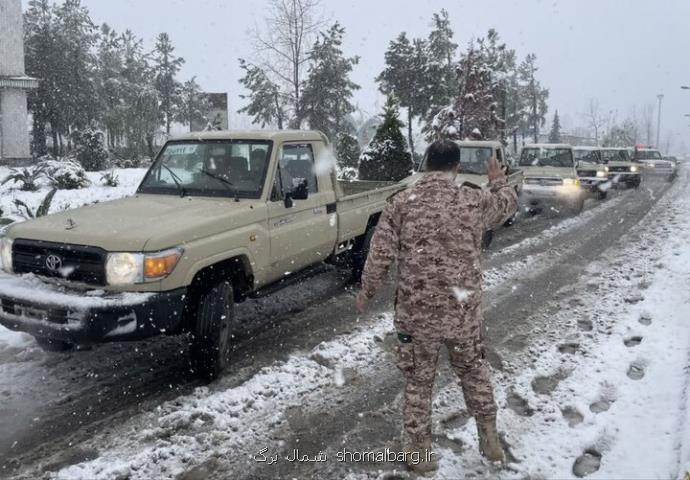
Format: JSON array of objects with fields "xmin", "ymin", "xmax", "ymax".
[
  {"xmin": 190, "ymin": 280, "xmax": 234, "ymax": 380},
  {"xmin": 34, "ymin": 337, "xmax": 73, "ymax": 352}
]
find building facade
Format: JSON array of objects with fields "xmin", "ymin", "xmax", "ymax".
[{"xmin": 0, "ymin": 0, "xmax": 38, "ymax": 164}]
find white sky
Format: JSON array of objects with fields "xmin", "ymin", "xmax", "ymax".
[{"xmin": 21, "ymin": 0, "xmax": 690, "ymax": 153}]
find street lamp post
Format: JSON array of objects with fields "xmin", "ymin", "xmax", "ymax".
[{"xmin": 656, "ymin": 94, "xmax": 664, "ymax": 148}]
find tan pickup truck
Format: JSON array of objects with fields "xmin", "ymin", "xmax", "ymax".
[
  {"xmin": 0, "ymin": 130, "xmax": 402, "ymax": 378},
  {"xmin": 519, "ymin": 144, "xmax": 585, "ymax": 215},
  {"xmin": 408, "ymin": 140, "xmax": 523, "ymax": 247}
]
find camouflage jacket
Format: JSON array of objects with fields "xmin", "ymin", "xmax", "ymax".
[{"xmin": 359, "ymin": 171, "xmax": 518, "ymax": 341}]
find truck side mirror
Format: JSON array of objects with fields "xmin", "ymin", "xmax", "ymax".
[
  {"xmin": 283, "ymin": 193, "xmax": 294, "ymax": 209},
  {"xmin": 291, "ymin": 179, "xmax": 309, "ymax": 200}
]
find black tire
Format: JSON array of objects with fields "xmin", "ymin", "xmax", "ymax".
[
  {"xmin": 34, "ymin": 336, "xmax": 73, "ymax": 352},
  {"xmin": 597, "ymin": 189, "xmax": 608, "ymax": 200},
  {"xmin": 481, "ymin": 230, "xmax": 494, "ymax": 250},
  {"xmin": 503, "ymin": 213, "xmax": 516, "ymax": 227},
  {"xmin": 190, "ymin": 280, "xmax": 234, "ymax": 380},
  {"xmin": 351, "ymin": 227, "xmax": 375, "ymax": 280}
]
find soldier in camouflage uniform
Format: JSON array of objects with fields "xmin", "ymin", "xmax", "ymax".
[{"xmin": 356, "ymin": 140, "xmax": 518, "ymax": 474}]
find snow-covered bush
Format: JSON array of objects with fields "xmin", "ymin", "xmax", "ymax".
[
  {"xmin": 14, "ymin": 188, "xmax": 57, "ymax": 219},
  {"xmin": 39, "ymin": 159, "xmax": 90, "ymax": 190},
  {"xmin": 358, "ymin": 97, "xmax": 413, "ymax": 181},
  {"xmin": 1, "ymin": 166, "xmax": 46, "ymax": 191},
  {"xmin": 100, "ymin": 170, "xmax": 120, "ymax": 187},
  {"xmin": 71, "ymin": 126, "xmax": 109, "ymax": 171},
  {"xmin": 337, "ymin": 166, "xmax": 358, "ymax": 181},
  {"xmin": 336, "ymin": 133, "xmax": 361, "ymax": 170}
]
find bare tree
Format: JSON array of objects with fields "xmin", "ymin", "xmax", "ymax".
[
  {"xmin": 582, "ymin": 98, "xmax": 611, "ymax": 145},
  {"xmin": 248, "ymin": 0, "xmax": 324, "ymax": 128}
]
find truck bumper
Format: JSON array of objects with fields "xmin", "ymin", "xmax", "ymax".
[
  {"xmin": 0, "ymin": 281, "xmax": 187, "ymax": 343},
  {"xmin": 578, "ymin": 176, "xmax": 609, "ymax": 192},
  {"xmin": 521, "ymin": 184, "xmax": 583, "ymax": 207}
]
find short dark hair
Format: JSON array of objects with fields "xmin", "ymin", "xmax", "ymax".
[{"xmin": 425, "ymin": 140, "xmax": 460, "ymax": 171}]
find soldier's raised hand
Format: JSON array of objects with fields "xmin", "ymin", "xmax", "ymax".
[{"xmin": 486, "ymin": 157, "xmax": 505, "ymax": 183}]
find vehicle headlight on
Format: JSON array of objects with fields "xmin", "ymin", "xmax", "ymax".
[
  {"xmin": 106, "ymin": 247, "xmax": 183, "ymax": 285},
  {"xmin": 630, "ymin": 165, "xmax": 639, "ymax": 173},
  {"xmin": 0, "ymin": 237, "xmax": 13, "ymax": 273},
  {"xmin": 596, "ymin": 170, "xmax": 607, "ymax": 178},
  {"xmin": 106, "ymin": 252, "xmax": 144, "ymax": 285},
  {"xmin": 563, "ymin": 178, "xmax": 580, "ymax": 186}
]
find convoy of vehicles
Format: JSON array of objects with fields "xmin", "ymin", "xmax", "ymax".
[
  {"xmin": 600, "ymin": 147, "xmax": 642, "ymax": 188},
  {"xmin": 0, "ymin": 130, "xmax": 403, "ymax": 378},
  {"xmin": 0, "ymin": 129, "xmax": 676, "ymax": 377},
  {"xmin": 633, "ymin": 146, "xmax": 676, "ymax": 181},
  {"xmin": 518, "ymin": 144, "xmax": 585, "ymax": 214},
  {"xmin": 573, "ymin": 147, "xmax": 609, "ymax": 200}
]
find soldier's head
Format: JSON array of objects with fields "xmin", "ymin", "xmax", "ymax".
[{"xmin": 425, "ymin": 140, "xmax": 460, "ymax": 172}]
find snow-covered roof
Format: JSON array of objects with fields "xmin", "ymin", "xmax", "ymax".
[
  {"xmin": 170, "ymin": 130, "xmax": 326, "ymax": 143},
  {"xmin": 456, "ymin": 140, "xmax": 502, "ymax": 149},
  {"xmin": 522, "ymin": 143, "xmax": 572, "ymax": 149},
  {"xmin": 573, "ymin": 146, "xmax": 601, "ymax": 151}
]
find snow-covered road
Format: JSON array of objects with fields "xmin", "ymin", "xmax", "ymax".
[{"xmin": 0, "ymin": 170, "xmax": 687, "ymax": 480}]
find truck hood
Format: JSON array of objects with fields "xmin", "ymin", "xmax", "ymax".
[
  {"xmin": 7, "ymin": 194, "xmax": 263, "ymax": 252},
  {"xmin": 521, "ymin": 166, "xmax": 576, "ymax": 178}
]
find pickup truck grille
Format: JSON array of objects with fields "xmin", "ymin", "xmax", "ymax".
[
  {"xmin": 524, "ymin": 177, "xmax": 564, "ymax": 186},
  {"xmin": 577, "ymin": 169, "xmax": 597, "ymax": 178},
  {"xmin": 608, "ymin": 166, "xmax": 631, "ymax": 173},
  {"xmin": 12, "ymin": 239, "xmax": 107, "ymax": 286}
]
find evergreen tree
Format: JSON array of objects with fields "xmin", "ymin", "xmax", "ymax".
[
  {"xmin": 518, "ymin": 53, "xmax": 549, "ymax": 143},
  {"xmin": 152, "ymin": 32, "xmax": 184, "ymax": 134},
  {"xmin": 425, "ymin": 9, "xmax": 458, "ymax": 122},
  {"xmin": 301, "ymin": 23, "xmax": 360, "ymax": 140},
  {"xmin": 358, "ymin": 97, "xmax": 412, "ymax": 181},
  {"xmin": 336, "ymin": 133, "xmax": 360, "ymax": 180},
  {"xmin": 175, "ymin": 77, "xmax": 210, "ymax": 132},
  {"xmin": 548, "ymin": 110, "xmax": 561, "ymax": 143},
  {"xmin": 237, "ymin": 59, "xmax": 286, "ymax": 129},
  {"xmin": 376, "ymin": 33, "xmax": 430, "ymax": 155}
]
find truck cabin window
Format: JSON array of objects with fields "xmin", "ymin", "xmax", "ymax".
[
  {"xmin": 276, "ymin": 144, "xmax": 318, "ymax": 196},
  {"xmin": 138, "ymin": 140, "xmax": 272, "ymax": 198},
  {"xmin": 635, "ymin": 150, "xmax": 662, "ymax": 160},
  {"xmin": 601, "ymin": 150, "xmax": 628, "ymax": 163},
  {"xmin": 519, "ymin": 148, "xmax": 574, "ymax": 167},
  {"xmin": 419, "ymin": 146, "xmax": 493, "ymax": 175},
  {"xmin": 574, "ymin": 149, "xmax": 602, "ymax": 164}
]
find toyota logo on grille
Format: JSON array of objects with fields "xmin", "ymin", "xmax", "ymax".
[{"xmin": 45, "ymin": 254, "xmax": 63, "ymax": 271}]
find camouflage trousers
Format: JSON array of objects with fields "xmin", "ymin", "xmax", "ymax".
[{"xmin": 394, "ymin": 336, "xmax": 497, "ymax": 445}]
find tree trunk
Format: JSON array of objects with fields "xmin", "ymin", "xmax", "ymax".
[
  {"xmin": 146, "ymin": 134, "xmax": 155, "ymax": 159},
  {"xmin": 407, "ymin": 107, "xmax": 414, "ymax": 155},
  {"xmin": 32, "ymin": 115, "xmax": 47, "ymax": 158}
]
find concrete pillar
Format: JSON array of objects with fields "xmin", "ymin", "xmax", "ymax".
[
  {"xmin": 0, "ymin": 89, "xmax": 31, "ymax": 159},
  {"xmin": 0, "ymin": 0, "xmax": 36, "ymax": 163}
]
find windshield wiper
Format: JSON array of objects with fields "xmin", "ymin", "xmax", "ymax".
[
  {"xmin": 160, "ymin": 164, "xmax": 187, "ymax": 197},
  {"xmin": 199, "ymin": 169, "xmax": 240, "ymax": 201}
]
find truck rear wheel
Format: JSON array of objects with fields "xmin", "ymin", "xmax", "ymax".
[
  {"xmin": 190, "ymin": 280, "xmax": 234, "ymax": 380},
  {"xmin": 34, "ymin": 336, "xmax": 73, "ymax": 352}
]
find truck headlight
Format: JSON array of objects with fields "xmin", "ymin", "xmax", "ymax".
[
  {"xmin": 563, "ymin": 178, "xmax": 580, "ymax": 186},
  {"xmin": 0, "ymin": 238, "xmax": 13, "ymax": 273},
  {"xmin": 106, "ymin": 248, "xmax": 183, "ymax": 285},
  {"xmin": 630, "ymin": 165, "xmax": 639, "ymax": 173},
  {"xmin": 106, "ymin": 253, "xmax": 143, "ymax": 285},
  {"xmin": 596, "ymin": 170, "xmax": 607, "ymax": 178}
]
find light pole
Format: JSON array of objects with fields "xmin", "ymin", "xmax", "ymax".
[{"xmin": 656, "ymin": 94, "xmax": 664, "ymax": 148}]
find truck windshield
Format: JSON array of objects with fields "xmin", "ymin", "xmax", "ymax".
[
  {"xmin": 419, "ymin": 146, "xmax": 493, "ymax": 175},
  {"xmin": 601, "ymin": 149, "xmax": 630, "ymax": 163},
  {"xmin": 519, "ymin": 148, "xmax": 573, "ymax": 167},
  {"xmin": 573, "ymin": 149, "xmax": 602, "ymax": 164},
  {"xmin": 138, "ymin": 140, "xmax": 272, "ymax": 198},
  {"xmin": 635, "ymin": 150, "xmax": 662, "ymax": 160}
]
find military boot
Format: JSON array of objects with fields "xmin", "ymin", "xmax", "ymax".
[
  {"xmin": 476, "ymin": 415, "xmax": 505, "ymax": 462},
  {"xmin": 403, "ymin": 439, "xmax": 438, "ymax": 475}
]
